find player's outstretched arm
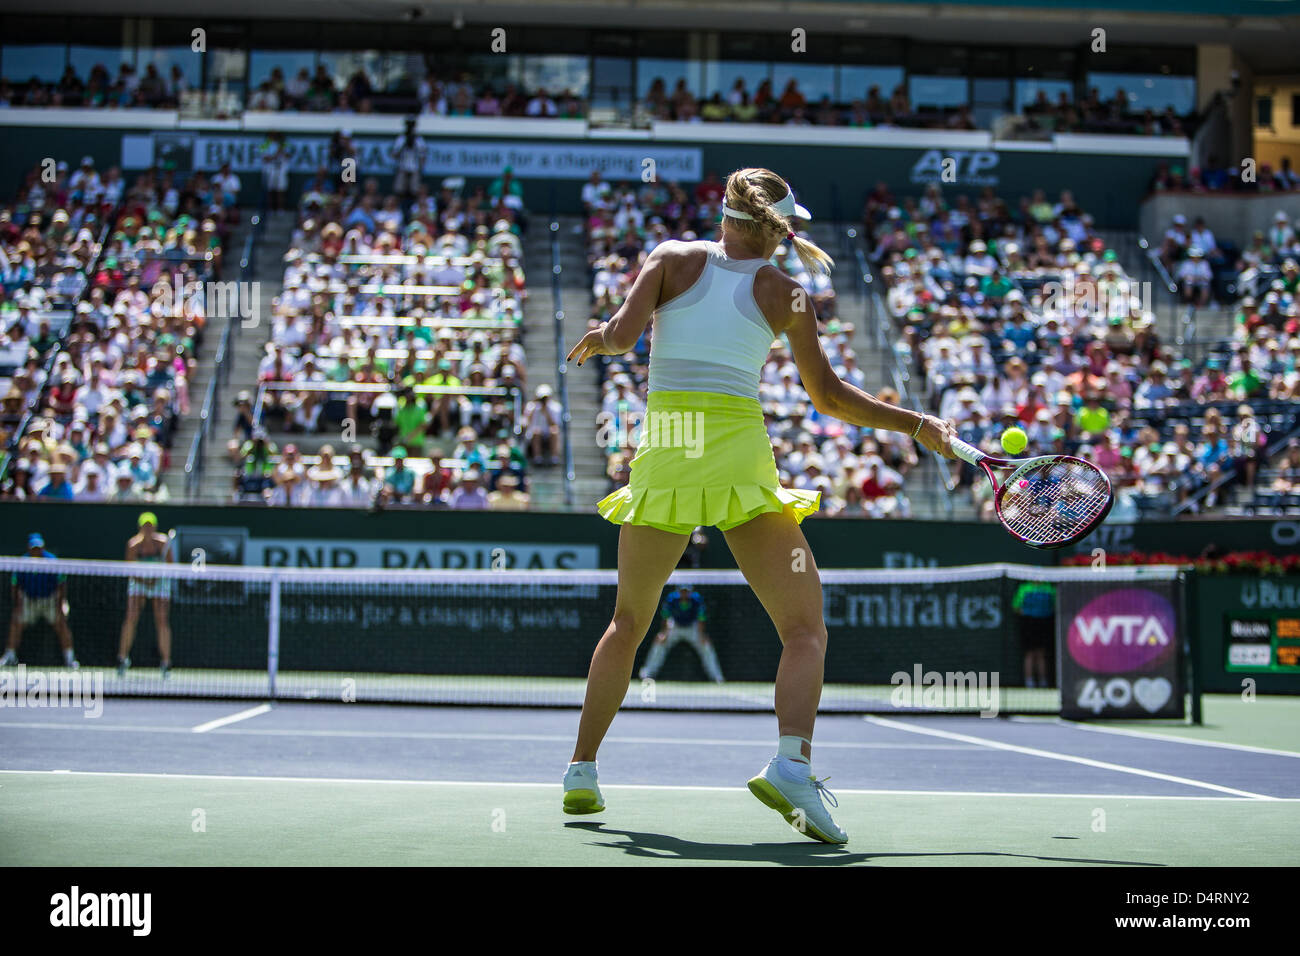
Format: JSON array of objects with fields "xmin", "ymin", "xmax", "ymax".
[{"xmin": 756, "ymin": 268, "xmax": 958, "ymax": 459}]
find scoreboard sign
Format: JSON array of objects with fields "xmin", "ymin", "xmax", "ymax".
[{"xmin": 1225, "ymin": 615, "xmax": 1300, "ymax": 673}]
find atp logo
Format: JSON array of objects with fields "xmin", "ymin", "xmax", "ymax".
[{"xmin": 1067, "ymin": 588, "xmax": 1176, "ymax": 673}]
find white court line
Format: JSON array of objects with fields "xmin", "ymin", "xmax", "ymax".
[
  {"xmin": 0, "ymin": 721, "xmax": 976, "ymax": 750},
  {"xmin": 2, "ymin": 768, "xmax": 1297, "ymax": 801},
  {"xmin": 1058, "ymin": 721, "xmax": 1300, "ymax": 759},
  {"xmin": 190, "ymin": 704, "xmax": 273, "ymax": 734},
  {"xmin": 865, "ymin": 716, "xmax": 1278, "ymax": 801}
]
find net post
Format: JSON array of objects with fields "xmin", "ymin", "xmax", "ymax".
[
  {"xmin": 267, "ymin": 573, "xmax": 281, "ymax": 700},
  {"xmin": 1183, "ymin": 568, "xmax": 1202, "ymax": 725}
]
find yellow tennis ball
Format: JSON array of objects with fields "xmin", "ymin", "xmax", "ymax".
[{"xmin": 1001, "ymin": 427, "xmax": 1028, "ymax": 455}]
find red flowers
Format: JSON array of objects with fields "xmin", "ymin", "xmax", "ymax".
[{"xmin": 1060, "ymin": 550, "xmax": 1300, "ymax": 575}]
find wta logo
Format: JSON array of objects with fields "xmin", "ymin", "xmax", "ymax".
[{"xmin": 1067, "ymin": 588, "xmax": 1176, "ymax": 673}]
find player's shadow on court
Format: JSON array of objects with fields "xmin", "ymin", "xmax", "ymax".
[
  {"xmin": 567, "ymin": 821, "xmax": 870, "ymax": 866},
  {"xmin": 566, "ymin": 822, "xmax": 1163, "ymax": 867}
]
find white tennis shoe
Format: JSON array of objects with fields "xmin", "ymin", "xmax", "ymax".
[
  {"xmin": 562, "ymin": 761, "xmax": 605, "ymax": 815},
  {"xmin": 748, "ymin": 757, "xmax": 848, "ymax": 844}
]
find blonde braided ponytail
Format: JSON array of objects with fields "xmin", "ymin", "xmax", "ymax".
[{"xmin": 723, "ymin": 167, "xmax": 834, "ymax": 277}]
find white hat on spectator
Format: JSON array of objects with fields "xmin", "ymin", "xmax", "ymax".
[
  {"xmin": 1173, "ymin": 214, "xmax": 1187, "ymax": 225},
  {"xmin": 1275, "ymin": 211, "xmax": 1289, "ymax": 222},
  {"xmin": 958, "ymin": 387, "xmax": 979, "ymax": 403},
  {"xmin": 536, "ymin": 384, "xmax": 553, "ymax": 399}
]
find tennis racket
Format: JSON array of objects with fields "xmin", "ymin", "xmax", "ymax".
[{"xmin": 950, "ymin": 438, "xmax": 1114, "ymax": 549}]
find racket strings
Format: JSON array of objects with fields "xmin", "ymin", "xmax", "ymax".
[{"xmin": 997, "ymin": 459, "xmax": 1110, "ymax": 545}]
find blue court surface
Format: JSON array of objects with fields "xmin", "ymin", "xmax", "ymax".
[{"xmin": 2, "ymin": 695, "xmax": 1297, "ymax": 866}]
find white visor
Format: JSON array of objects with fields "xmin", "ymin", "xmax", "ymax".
[{"xmin": 722, "ymin": 185, "xmax": 811, "ymax": 223}]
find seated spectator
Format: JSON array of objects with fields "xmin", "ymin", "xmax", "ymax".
[
  {"xmin": 1175, "ymin": 246, "xmax": 1213, "ymax": 306},
  {"xmin": 38, "ymin": 462, "xmax": 75, "ymax": 500},
  {"xmin": 523, "ymin": 384, "xmax": 561, "ymax": 465},
  {"xmin": 235, "ymin": 427, "xmax": 277, "ymax": 501},
  {"xmin": 448, "ymin": 467, "xmax": 489, "ymax": 509},
  {"xmin": 381, "ymin": 446, "xmax": 416, "ymax": 504},
  {"xmin": 269, "ymin": 443, "xmax": 307, "ymax": 506}
]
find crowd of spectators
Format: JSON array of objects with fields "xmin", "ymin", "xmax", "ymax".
[
  {"xmin": 1153, "ymin": 207, "xmax": 1300, "ymax": 309},
  {"xmin": 582, "ymin": 169, "xmax": 923, "ymax": 519},
  {"xmin": 0, "ymin": 63, "xmax": 190, "ymax": 109},
  {"xmin": 1, "ymin": 155, "xmax": 227, "ymax": 502},
  {"xmin": 250, "ymin": 68, "xmax": 585, "ymax": 119},
  {"xmin": 647, "ymin": 77, "xmax": 1190, "ymax": 137},
  {"xmin": 0, "ymin": 55, "xmax": 1201, "ymax": 142},
  {"xmin": 1014, "ymin": 87, "xmax": 1188, "ymax": 137},
  {"xmin": 233, "ymin": 160, "xmax": 547, "ymax": 509},
  {"xmin": 869, "ymin": 183, "xmax": 1299, "ymax": 517},
  {"xmin": 1147, "ymin": 158, "xmax": 1299, "ymax": 194}
]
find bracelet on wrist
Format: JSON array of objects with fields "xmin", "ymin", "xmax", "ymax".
[{"xmin": 910, "ymin": 414, "xmax": 926, "ymax": 439}]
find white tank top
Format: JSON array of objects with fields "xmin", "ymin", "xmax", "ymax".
[{"xmin": 647, "ymin": 241, "xmax": 776, "ymax": 401}]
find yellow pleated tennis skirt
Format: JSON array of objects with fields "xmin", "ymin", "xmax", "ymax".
[{"xmin": 597, "ymin": 390, "xmax": 821, "ymax": 535}]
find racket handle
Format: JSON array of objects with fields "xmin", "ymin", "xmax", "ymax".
[{"xmin": 949, "ymin": 437, "xmax": 984, "ymax": 465}]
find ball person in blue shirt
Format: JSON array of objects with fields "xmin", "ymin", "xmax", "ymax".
[
  {"xmin": 2, "ymin": 533, "xmax": 78, "ymax": 668},
  {"xmin": 639, "ymin": 586, "xmax": 724, "ymax": 684}
]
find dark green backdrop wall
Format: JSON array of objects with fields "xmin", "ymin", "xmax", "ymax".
[
  {"xmin": 0, "ymin": 124, "xmax": 1170, "ymax": 229},
  {"xmin": 4, "ymin": 501, "xmax": 1295, "ymax": 569}
]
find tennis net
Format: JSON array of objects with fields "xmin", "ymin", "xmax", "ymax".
[{"xmin": 0, "ymin": 557, "xmax": 1186, "ymax": 715}]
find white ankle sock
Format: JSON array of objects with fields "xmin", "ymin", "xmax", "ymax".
[{"xmin": 778, "ymin": 735, "xmax": 810, "ymax": 764}]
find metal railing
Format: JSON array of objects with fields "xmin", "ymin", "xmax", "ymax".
[
  {"xmin": 251, "ymin": 381, "xmax": 524, "ymax": 438},
  {"xmin": 845, "ymin": 226, "xmax": 953, "ymax": 519},
  {"xmin": 1171, "ymin": 418, "xmax": 1300, "ymax": 518},
  {"xmin": 550, "ymin": 219, "xmax": 575, "ymax": 508},
  {"xmin": 183, "ymin": 213, "xmax": 260, "ymax": 500},
  {"xmin": 1136, "ymin": 235, "xmax": 1191, "ymax": 346}
]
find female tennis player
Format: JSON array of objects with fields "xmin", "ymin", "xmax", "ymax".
[{"xmin": 564, "ymin": 168, "xmax": 958, "ymax": 844}]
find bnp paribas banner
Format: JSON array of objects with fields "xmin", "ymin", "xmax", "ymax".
[
  {"xmin": 173, "ymin": 525, "xmax": 598, "ymax": 571},
  {"xmin": 120, "ymin": 131, "xmax": 702, "ymax": 180}
]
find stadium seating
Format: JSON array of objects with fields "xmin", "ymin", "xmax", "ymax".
[
  {"xmin": 0, "ymin": 155, "xmax": 226, "ymax": 502},
  {"xmin": 869, "ymin": 187, "xmax": 1299, "ymax": 519},
  {"xmin": 233, "ymin": 172, "xmax": 535, "ymax": 509}
]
